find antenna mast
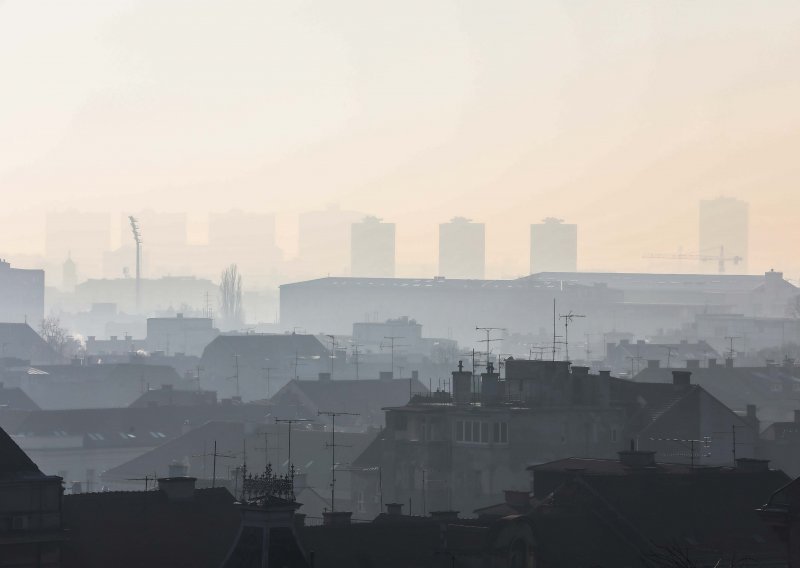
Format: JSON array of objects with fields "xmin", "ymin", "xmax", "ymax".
[
  {"xmin": 318, "ymin": 410, "xmax": 359, "ymax": 513},
  {"xmin": 559, "ymin": 311, "xmax": 585, "ymax": 361}
]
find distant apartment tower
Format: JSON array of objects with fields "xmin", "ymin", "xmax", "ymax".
[
  {"xmin": 351, "ymin": 216, "xmax": 396, "ymax": 278},
  {"xmin": 298, "ymin": 204, "xmax": 363, "ymax": 277},
  {"xmin": 699, "ymin": 197, "xmax": 749, "ymax": 273},
  {"xmin": 0, "ymin": 260, "xmax": 44, "ymax": 324},
  {"xmin": 438, "ymin": 217, "xmax": 485, "ymax": 279},
  {"xmin": 530, "ymin": 218, "xmax": 577, "ymax": 273}
]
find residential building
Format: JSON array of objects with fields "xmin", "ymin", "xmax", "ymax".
[
  {"xmin": 0, "ymin": 261, "xmax": 44, "ymax": 325},
  {"xmin": 605, "ymin": 339, "xmax": 720, "ymax": 376},
  {"xmin": 351, "ymin": 216, "xmax": 395, "ymax": 278},
  {"xmin": 0, "ymin": 426, "xmax": 64, "ymax": 567},
  {"xmin": 0, "ymin": 323, "xmax": 61, "ymax": 365},
  {"xmin": 200, "ymin": 333, "xmax": 330, "ymax": 400},
  {"xmin": 438, "ymin": 217, "xmax": 485, "ymax": 279},
  {"xmin": 699, "ymin": 196, "xmax": 749, "ymax": 273},
  {"xmin": 146, "ymin": 314, "xmax": 219, "ymax": 356},
  {"xmin": 352, "ymin": 316, "xmax": 457, "ymax": 362},
  {"xmin": 297, "ymin": 204, "xmax": 363, "ymax": 278},
  {"xmin": 529, "ymin": 452, "xmax": 788, "ymax": 566},
  {"xmin": 530, "ymin": 218, "xmax": 577, "ymax": 273}
]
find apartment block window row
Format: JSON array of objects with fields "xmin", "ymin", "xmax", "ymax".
[{"xmin": 455, "ymin": 420, "xmax": 508, "ymax": 444}]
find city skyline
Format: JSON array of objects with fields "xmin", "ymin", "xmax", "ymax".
[{"xmin": 2, "ymin": 1, "xmax": 799, "ymax": 278}]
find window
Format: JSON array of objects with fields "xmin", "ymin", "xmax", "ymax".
[
  {"xmin": 456, "ymin": 420, "xmax": 492, "ymax": 444},
  {"xmin": 493, "ymin": 422, "xmax": 508, "ymax": 444}
]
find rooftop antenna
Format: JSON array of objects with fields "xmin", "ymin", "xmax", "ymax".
[
  {"xmin": 381, "ymin": 336, "xmax": 404, "ymax": 378},
  {"xmin": 274, "ymin": 418, "xmax": 311, "ymax": 477},
  {"xmin": 559, "ymin": 311, "xmax": 585, "ymax": 361},
  {"xmin": 318, "ymin": 410, "xmax": 359, "ymax": 513},
  {"xmin": 326, "ymin": 335, "xmax": 337, "ymax": 379},
  {"xmin": 552, "ymin": 299, "xmax": 557, "ymax": 361},
  {"xmin": 475, "ymin": 327, "xmax": 505, "ymax": 372},
  {"xmin": 648, "ymin": 436, "xmax": 711, "ymax": 468},
  {"xmin": 226, "ymin": 354, "xmax": 240, "ymax": 398},
  {"xmin": 191, "ymin": 441, "xmax": 236, "ymax": 488},
  {"xmin": 128, "ymin": 216, "xmax": 142, "ymax": 313},
  {"xmin": 725, "ymin": 336, "xmax": 740, "ymax": 360},
  {"xmin": 262, "ymin": 365, "xmax": 276, "ymax": 399}
]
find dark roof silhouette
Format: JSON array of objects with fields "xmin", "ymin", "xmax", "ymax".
[
  {"xmin": 201, "ymin": 333, "xmax": 329, "ymax": 364},
  {"xmin": 0, "ymin": 425, "xmax": 43, "ymax": 478},
  {"xmin": 62, "ymin": 487, "xmax": 241, "ymax": 568},
  {"xmin": 0, "ymin": 384, "xmax": 39, "ymax": 411},
  {"xmin": 0, "ymin": 323, "xmax": 61, "ymax": 364},
  {"xmin": 128, "ymin": 385, "xmax": 217, "ymax": 407}
]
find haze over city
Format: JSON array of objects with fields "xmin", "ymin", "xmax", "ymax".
[
  {"xmin": 2, "ymin": 2, "xmax": 800, "ymax": 567},
  {"xmin": 2, "ymin": 1, "xmax": 800, "ymax": 279}
]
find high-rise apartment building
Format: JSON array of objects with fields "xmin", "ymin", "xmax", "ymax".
[
  {"xmin": 351, "ymin": 216, "xmax": 395, "ymax": 278},
  {"xmin": 298, "ymin": 204, "xmax": 363, "ymax": 278},
  {"xmin": 530, "ymin": 218, "xmax": 577, "ymax": 273},
  {"xmin": 438, "ymin": 217, "xmax": 485, "ymax": 279},
  {"xmin": 699, "ymin": 197, "xmax": 749, "ymax": 273}
]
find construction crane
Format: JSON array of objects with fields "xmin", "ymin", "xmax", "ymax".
[{"xmin": 643, "ymin": 246, "xmax": 742, "ymax": 274}]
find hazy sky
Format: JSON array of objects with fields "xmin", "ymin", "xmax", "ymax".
[{"xmin": 1, "ymin": 1, "xmax": 799, "ymax": 279}]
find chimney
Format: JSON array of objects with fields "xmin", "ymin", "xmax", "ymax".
[
  {"xmin": 162, "ymin": 384, "xmax": 174, "ymax": 390},
  {"xmin": 158, "ymin": 476, "xmax": 197, "ymax": 501},
  {"xmin": 572, "ymin": 366, "xmax": 589, "ymax": 375},
  {"xmin": 725, "ymin": 357, "xmax": 734, "ymax": 369},
  {"xmin": 747, "ymin": 404, "xmax": 757, "ymax": 421},
  {"xmin": 708, "ymin": 358, "xmax": 717, "ymax": 368},
  {"xmin": 794, "ymin": 410, "xmax": 800, "ymax": 424},
  {"xmin": 618, "ymin": 447, "xmax": 657, "ymax": 468},
  {"xmin": 620, "ymin": 339, "xmax": 630, "ymax": 346},
  {"xmin": 452, "ymin": 363, "xmax": 472, "ymax": 405},
  {"xmin": 411, "ymin": 370, "xmax": 419, "ymax": 381},
  {"xmin": 379, "ymin": 371, "xmax": 393, "ymax": 381},
  {"xmin": 686, "ymin": 359, "xmax": 700, "ymax": 369},
  {"xmin": 322, "ymin": 511, "xmax": 352, "ymax": 526},
  {"xmin": 672, "ymin": 370, "xmax": 691, "ymax": 387},
  {"xmin": 599, "ymin": 370, "xmax": 611, "ymax": 378},
  {"xmin": 736, "ymin": 458, "xmax": 770, "ymax": 473},
  {"xmin": 386, "ymin": 502, "xmax": 403, "ymax": 516},
  {"xmin": 647, "ymin": 360, "xmax": 660, "ymax": 369},
  {"xmin": 168, "ymin": 462, "xmax": 189, "ymax": 477},
  {"xmin": 318, "ymin": 372, "xmax": 331, "ymax": 381},
  {"xmin": 294, "ymin": 472, "xmax": 309, "ymax": 492}
]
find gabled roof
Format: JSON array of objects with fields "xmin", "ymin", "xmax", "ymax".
[
  {"xmin": 0, "ymin": 426, "xmax": 43, "ymax": 479},
  {"xmin": 0, "ymin": 323, "xmax": 61, "ymax": 364},
  {"xmin": 633, "ymin": 365, "xmax": 800, "ymax": 424},
  {"xmin": 0, "ymin": 385, "xmax": 39, "ymax": 411},
  {"xmin": 129, "ymin": 386, "xmax": 217, "ymax": 408},
  {"xmin": 270, "ymin": 378, "xmax": 427, "ymax": 423}
]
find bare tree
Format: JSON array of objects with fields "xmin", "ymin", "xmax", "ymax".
[
  {"xmin": 219, "ymin": 264, "xmax": 244, "ymax": 329},
  {"xmin": 39, "ymin": 316, "xmax": 69, "ymax": 355}
]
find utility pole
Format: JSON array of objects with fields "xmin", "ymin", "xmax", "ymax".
[
  {"xmin": 274, "ymin": 418, "xmax": 311, "ymax": 476},
  {"xmin": 318, "ymin": 410, "xmax": 359, "ymax": 513},
  {"xmin": 228, "ymin": 354, "xmax": 240, "ymax": 398},
  {"xmin": 128, "ymin": 216, "xmax": 142, "ymax": 313},
  {"xmin": 559, "ymin": 312, "xmax": 585, "ymax": 362}
]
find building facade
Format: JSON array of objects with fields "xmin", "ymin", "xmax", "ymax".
[
  {"xmin": 438, "ymin": 217, "xmax": 485, "ymax": 279},
  {"xmin": 0, "ymin": 261, "xmax": 44, "ymax": 325},
  {"xmin": 351, "ymin": 217, "xmax": 396, "ymax": 278},
  {"xmin": 530, "ymin": 218, "xmax": 577, "ymax": 273}
]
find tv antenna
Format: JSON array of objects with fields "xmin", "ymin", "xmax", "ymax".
[
  {"xmin": 191, "ymin": 440, "xmax": 236, "ymax": 488},
  {"xmin": 475, "ymin": 327, "xmax": 505, "ymax": 372},
  {"xmin": 559, "ymin": 311, "xmax": 585, "ymax": 361},
  {"xmin": 724, "ymin": 336, "xmax": 740, "ymax": 360},
  {"xmin": 326, "ymin": 335, "xmax": 337, "ymax": 379},
  {"xmin": 226, "ymin": 354, "xmax": 240, "ymax": 397},
  {"xmin": 381, "ymin": 336, "xmax": 404, "ymax": 379},
  {"xmin": 262, "ymin": 364, "xmax": 276, "ymax": 399},
  {"xmin": 125, "ymin": 472, "xmax": 158, "ymax": 492},
  {"xmin": 318, "ymin": 410, "xmax": 359, "ymax": 513},
  {"xmin": 648, "ymin": 436, "xmax": 711, "ymax": 468},
  {"xmin": 274, "ymin": 418, "xmax": 312, "ymax": 476}
]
